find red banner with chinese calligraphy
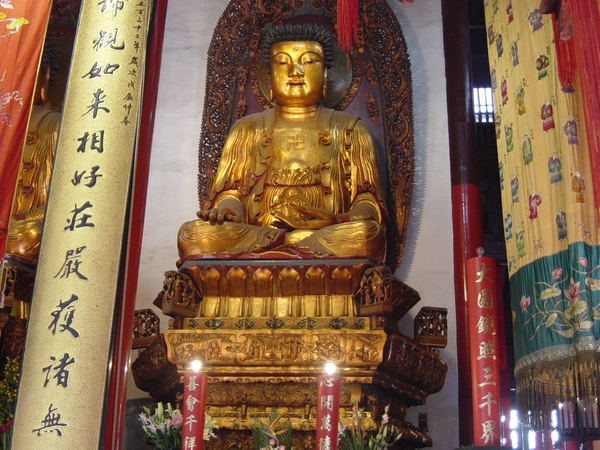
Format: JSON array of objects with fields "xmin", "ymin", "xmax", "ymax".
[
  {"xmin": 466, "ymin": 255, "xmax": 502, "ymax": 446},
  {"xmin": 183, "ymin": 371, "xmax": 207, "ymax": 450},
  {"xmin": 316, "ymin": 373, "xmax": 340, "ymax": 450},
  {"xmin": 0, "ymin": 0, "xmax": 52, "ymax": 253}
]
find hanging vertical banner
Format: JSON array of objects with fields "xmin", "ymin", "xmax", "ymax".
[
  {"xmin": 11, "ymin": 0, "xmax": 152, "ymax": 447},
  {"xmin": 316, "ymin": 368, "xmax": 341, "ymax": 450},
  {"xmin": 182, "ymin": 370, "xmax": 208, "ymax": 450},
  {"xmin": 466, "ymin": 252, "xmax": 501, "ymax": 446}
]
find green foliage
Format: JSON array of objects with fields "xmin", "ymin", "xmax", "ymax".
[
  {"xmin": 0, "ymin": 356, "xmax": 21, "ymax": 450},
  {"xmin": 139, "ymin": 402, "xmax": 217, "ymax": 449},
  {"xmin": 338, "ymin": 402, "xmax": 402, "ymax": 450},
  {"xmin": 251, "ymin": 408, "xmax": 294, "ymax": 450},
  {"xmin": 0, "ymin": 356, "xmax": 19, "ymax": 427}
]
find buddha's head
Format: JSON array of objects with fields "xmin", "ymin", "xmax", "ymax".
[{"xmin": 261, "ymin": 24, "xmax": 336, "ymax": 108}]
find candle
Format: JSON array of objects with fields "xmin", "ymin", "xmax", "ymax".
[
  {"xmin": 182, "ymin": 359, "xmax": 208, "ymax": 450},
  {"xmin": 316, "ymin": 362, "xmax": 340, "ymax": 450}
]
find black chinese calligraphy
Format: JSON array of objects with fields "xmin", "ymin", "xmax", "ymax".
[
  {"xmin": 72, "ymin": 165, "xmax": 103, "ymax": 188},
  {"xmin": 64, "ymin": 202, "xmax": 94, "ymax": 231},
  {"xmin": 49, "ymin": 294, "xmax": 80, "ymax": 338},
  {"xmin": 32, "ymin": 404, "xmax": 68, "ymax": 437},
  {"xmin": 42, "ymin": 352, "xmax": 75, "ymax": 388},
  {"xmin": 54, "ymin": 247, "xmax": 88, "ymax": 280},
  {"xmin": 83, "ymin": 89, "xmax": 110, "ymax": 119},
  {"xmin": 77, "ymin": 130, "xmax": 105, "ymax": 153}
]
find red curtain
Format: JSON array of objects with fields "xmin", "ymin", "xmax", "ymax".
[{"xmin": 0, "ymin": 0, "xmax": 53, "ymax": 253}]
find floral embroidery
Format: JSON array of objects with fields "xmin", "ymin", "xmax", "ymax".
[
  {"xmin": 522, "ymin": 260, "xmax": 600, "ymax": 339},
  {"xmin": 0, "ymin": 70, "xmax": 24, "ymax": 127},
  {"xmin": 0, "ymin": 1, "xmax": 30, "ymax": 38}
]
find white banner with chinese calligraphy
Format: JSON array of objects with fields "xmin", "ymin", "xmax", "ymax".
[{"xmin": 11, "ymin": 0, "xmax": 152, "ymax": 447}]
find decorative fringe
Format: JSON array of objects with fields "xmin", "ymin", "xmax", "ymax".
[
  {"xmin": 516, "ymin": 351, "xmax": 600, "ymax": 440},
  {"xmin": 569, "ymin": 0, "xmax": 600, "ymax": 221},
  {"xmin": 336, "ymin": 0, "xmax": 358, "ymax": 52}
]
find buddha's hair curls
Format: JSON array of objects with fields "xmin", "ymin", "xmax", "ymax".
[{"xmin": 261, "ymin": 24, "xmax": 337, "ymax": 69}]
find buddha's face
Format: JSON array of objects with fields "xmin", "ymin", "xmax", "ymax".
[{"xmin": 270, "ymin": 41, "xmax": 325, "ymax": 107}]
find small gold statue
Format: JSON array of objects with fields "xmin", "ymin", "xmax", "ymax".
[
  {"xmin": 178, "ymin": 24, "xmax": 387, "ymax": 264},
  {"xmin": 5, "ymin": 53, "xmax": 60, "ymax": 263}
]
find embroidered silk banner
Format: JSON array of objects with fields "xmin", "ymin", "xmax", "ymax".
[
  {"xmin": 484, "ymin": 0, "xmax": 600, "ymax": 440},
  {"xmin": 0, "ymin": 0, "xmax": 52, "ymax": 254}
]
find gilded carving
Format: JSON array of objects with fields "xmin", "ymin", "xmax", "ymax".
[
  {"xmin": 414, "ymin": 306, "xmax": 448, "ymax": 352},
  {"xmin": 165, "ymin": 329, "xmax": 385, "ymax": 367},
  {"xmin": 132, "ymin": 308, "xmax": 160, "ymax": 349},
  {"xmin": 366, "ymin": 91, "xmax": 379, "ymax": 122},
  {"xmin": 0, "ymin": 263, "xmax": 17, "ymax": 302},
  {"xmin": 364, "ymin": 58, "xmax": 378, "ymax": 85},
  {"xmin": 234, "ymin": 97, "xmax": 247, "ymax": 119},
  {"xmin": 154, "ymin": 270, "xmax": 201, "ymax": 318},
  {"xmin": 356, "ymin": 265, "xmax": 421, "ymax": 322},
  {"xmin": 378, "ymin": 333, "xmax": 448, "ymax": 395},
  {"xmin": 131, "ymin": 338, "xmax": 180, "ymax": 400}
]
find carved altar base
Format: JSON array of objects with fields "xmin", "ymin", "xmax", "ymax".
[
  {"xmin": 133, "ymin": 260, "xmax": 448, "ymax": 449},
  {"xmin": 0, "ymin": 258, "xmax": 35, "ymax": 365}
]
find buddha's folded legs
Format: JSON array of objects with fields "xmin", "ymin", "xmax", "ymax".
[
  {"xmin": 5, "ymin": 219, "xmax": 43, "ymax": 262},
  {"xmin": 178, "ymin": 219, "xmax": 385, "ymax": 263},
  {"xmin": 178, "ymin": 220, "xmax": 286, "ymax": 258},
  {"xmin": 292, "ymin": 220, "xmax": 386, "ymax": 264}
]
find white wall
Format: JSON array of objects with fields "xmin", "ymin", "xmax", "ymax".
[
  {"xmin": 391, "ymin": 2, "xmax": 458, "ymax": 448},
  {"xmin": 131, "ymin": 1, "xmax": 457, "ymax": 448}
]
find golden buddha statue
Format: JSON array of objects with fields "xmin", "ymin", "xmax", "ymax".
[
  {"xmin": 178, "ymin": 24, "xmax": 387, "ymax": 264},
  {"xmin": 5, "ymin": 54, "xmax": 60, "ymax": 263}
]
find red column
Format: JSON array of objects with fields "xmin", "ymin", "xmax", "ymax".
[
  {"xmin": 101, "ymin": 0, "xmax": 169, "ymax": 448},
  {"xmin": 442, "ymin": 0, "xmax": 483, "ymax": 444}
]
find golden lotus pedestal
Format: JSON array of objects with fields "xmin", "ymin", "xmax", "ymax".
[{"xmin": 135, "ymin": 259, "xmax": 448, "ymax": 449}]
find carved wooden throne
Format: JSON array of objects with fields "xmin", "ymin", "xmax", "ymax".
[{"xmin": 132, "ymin": 1, "xmax": 448, "ymax": 448}]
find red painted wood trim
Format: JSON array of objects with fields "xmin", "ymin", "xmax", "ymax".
[{"xmin": 102, "ymin": 0, "xmax": 169, "ymax": 448}]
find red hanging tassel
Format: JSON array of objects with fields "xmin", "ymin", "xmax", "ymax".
[
  {"xmin": 569, "ymin": 0, "xmax": 600, "ymax": 219},
  {"xmin": 336, "ymin": 0, "xmax": 358, "ymax": 52}
]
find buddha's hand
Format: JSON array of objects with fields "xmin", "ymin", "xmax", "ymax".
[
  {"xmin": 197, "ymin": 197, "xmax": 243, "ymax": 224},
  {"xmin": 273, "ymin": 205, "xmax": 337, "ymax": 230}
]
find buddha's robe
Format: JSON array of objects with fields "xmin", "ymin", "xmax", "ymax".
[
  {"xmin": 178, "ymin": 106, "xmax": 387, "ymax": 263},
  {"xmin": 6, "ymin": 105, "xmax": 60, "ymax": 262}
]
